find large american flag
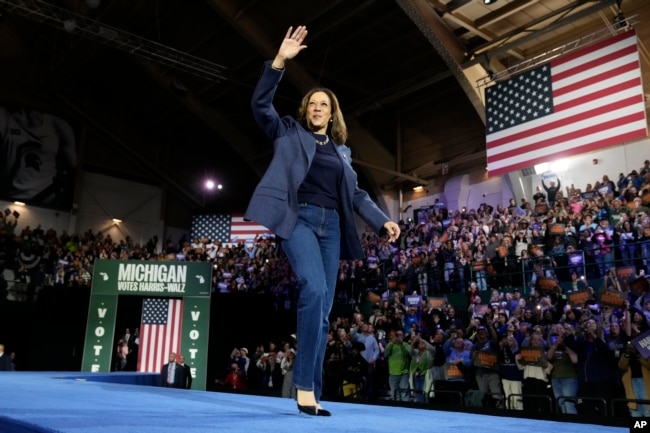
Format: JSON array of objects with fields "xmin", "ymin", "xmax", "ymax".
[
  {"xmin": 190, "ymin": 213, "xmax": 272, "ymax": 243},
  {"xmin": 137, "ymin": 298, "xmax": 183, "ymax": 373},
  {"xmin": 485, "ymin": 30, "xmax": 647, "ymax": 177}
]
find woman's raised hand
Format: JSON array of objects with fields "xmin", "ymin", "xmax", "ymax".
[{"xmin": 274, "ymin": 26, "xmax": 308, "ymax": 68}]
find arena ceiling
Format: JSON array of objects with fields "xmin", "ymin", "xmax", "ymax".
[{"xmin": 0, "ymin": 0, "xmax": 648, "ymax": 225}]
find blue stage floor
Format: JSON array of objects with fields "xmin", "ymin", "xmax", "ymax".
[{"xmin": 0, "ymin": 372, "xmax": 629, "ymax": 433}]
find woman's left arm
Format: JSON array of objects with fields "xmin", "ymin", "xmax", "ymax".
[{"xmin": 352, "ymin": 186, "xmax": 400, "ymax": 242}]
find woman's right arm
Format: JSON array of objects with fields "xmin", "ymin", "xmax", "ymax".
[{"xmin": 251, "ymin": 26, "xmax": 308, "ymax": 141}]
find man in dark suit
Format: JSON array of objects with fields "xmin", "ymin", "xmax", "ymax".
[
  {"xmin": 0, "ymin": 344, "xmax": 12, "ymax": 371},
  {"xmin": 160, "ymin": 352, "xmax": 185, "ymax": 388},
  {"xmin": 178, "ymin": 354, "xmax": 192, "ymax": 390}
]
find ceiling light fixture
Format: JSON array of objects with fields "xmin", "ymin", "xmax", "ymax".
[{"xmin": 484, "ymin": 0, "xmax": 497, "ymax": 4}]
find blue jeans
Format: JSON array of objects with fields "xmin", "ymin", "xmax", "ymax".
[
  {"xmin": 595, "ymin": 251, "xmax": 612, "ymax": 277},
  {"xmin": 444, "ymin": 262, "xmax": 455, "ymax": 282},
  {"xmin": 413, "ymin": 375, "xmax": 426, "ymax": 403},
  {"xmin": 281, "ymin": 203, "xmax": 340, "ymax": 401},
  {"xmin": 388, "ymin": 373, "xmax": 410, "ymax": 401},
  {"xmin": 551, "ymin": 377, "xmax": 578, "ymax": 414},
  {"xmin": 630, "ymin": 377, "xmax": 650, "ymax": 417},
  {"xmin": 475, "ymin": 269, "xmax": 487, "ymax": 291}
]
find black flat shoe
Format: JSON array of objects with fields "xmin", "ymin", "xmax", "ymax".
[{"xmin": 297, "ymin": 404, "xmax": 331, "ymax": 416}]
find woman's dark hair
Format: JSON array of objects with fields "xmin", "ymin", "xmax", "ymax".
[{"xmin": 297, "ymin": 87, "xmax": 348, "ymax": 144}]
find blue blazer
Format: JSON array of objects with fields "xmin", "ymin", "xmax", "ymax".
[{"xmin": 244, "ymin": 62, "xmax": 389, "ymax": 259}]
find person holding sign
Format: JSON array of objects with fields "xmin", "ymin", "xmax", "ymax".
[
  {"xmin": 515, "ymin": 333, "xmax": 553, "ymax": 414},
  {"xmin": 499, "ymin": 334, "xmax": 523, "ymax": 410},
  {"xmin": 471, "ymin": 325, "xmax": 503, "ymax": 408},
  {"xmin": 445, "ymin": 337, "xmax": 472, "ymax": 386}
]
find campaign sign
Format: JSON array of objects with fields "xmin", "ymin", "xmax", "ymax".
[
  {"xmin": 567, "ymin": 289, "xmax": 591, "ymax": 307},
  {"xmin": 599, "ymin": 289, "xmax": 627, "ymax": 308},
  {"xmin": 406, "ymin": 295, "xmax": 422, "ymax": 307},
  {"xmin": 632, "ymin": 328, "xmax": 650, "ymax": 360}
]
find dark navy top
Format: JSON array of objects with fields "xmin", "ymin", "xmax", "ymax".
[{"xmin": 297, "ymin": 133, "xmax": 343, "ymax": 210}]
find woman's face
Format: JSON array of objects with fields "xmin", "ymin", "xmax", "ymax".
[
  {"xmin": 529, "ymin": 334, "xmax": 544, "ymax": 348},
  {"xmin": 306, "ymin": 91, "xmax": 332, "ymax": 133}
]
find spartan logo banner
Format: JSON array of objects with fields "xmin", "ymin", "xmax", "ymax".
[{"xmin": 92, "ymin": 260, "xmax": 212, "ymax": 297}]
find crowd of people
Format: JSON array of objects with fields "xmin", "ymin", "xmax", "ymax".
[
  {"xmin": 220, "ymin": 280, "xmax": 649, "ymax": 417},
  {"xmin": 3, "ymin": 163, "xmax": 650, "ymax": 305},
  {"xmin": 3, "ymin": 162, "xmax": 650, "ymax": 417}
]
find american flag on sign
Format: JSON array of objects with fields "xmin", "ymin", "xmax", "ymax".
[
  {"xmin": 190, "ymin": 213, "xmax": 272, "ymax": 243},
  {"xmin": 137, "ymin": 298, "xmax": 183, "ymax": 373},
  {"xmin": 485, "ymin": 30, "xmax": 647, "ymax": 177}
]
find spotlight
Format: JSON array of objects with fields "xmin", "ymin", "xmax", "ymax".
[
  {"xmin": 484, "ymin": 0, "xmax": 497, "ymax": 4},
  {"xmin": 112, "ymin": 218, "xmax": 122, "ymax": 224}
]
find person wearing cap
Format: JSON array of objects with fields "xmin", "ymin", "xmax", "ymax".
[{"xmin": 471, "ymin": 323, "xmax": 503, "ymax": 407}]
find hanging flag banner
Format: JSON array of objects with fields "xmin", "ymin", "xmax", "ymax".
[
  {"xmin": 137, "ymin": 298, "xmax": 184, "ymax": 373},
  {"xmin": 485, "ymin": 29, "xmax": 647, "ymax": 176},
  {"xmin": 190, "ymin": 213, "xmax": 273, "ymax": 243}
]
